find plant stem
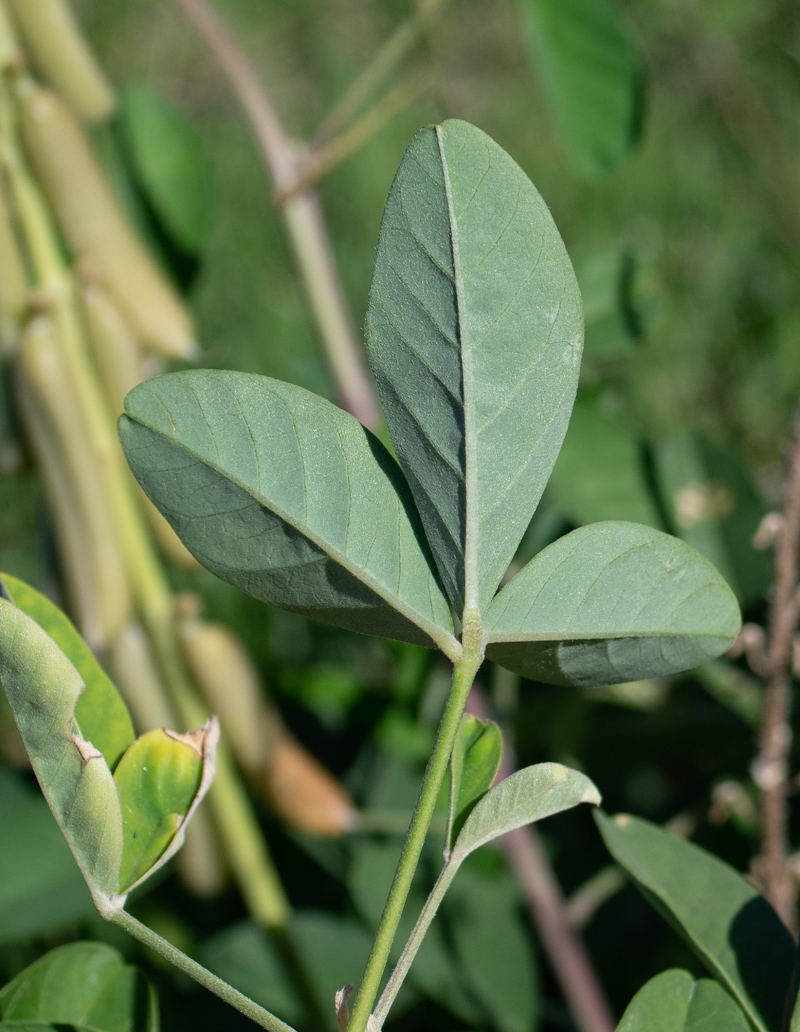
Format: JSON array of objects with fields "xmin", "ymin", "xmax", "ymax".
[
  {"xmin": 273, "ymin": 67, "xmax": 434, "ymax": 205},
  {"xmin": 753, "ymin": 398, "xmax": 800, "ymax": 929},
  {"xmin": 347, "ymin": 649, "xmax": 480, "ymax": 1032},
  {"xmin": 468, "ymin": 683, "xmax": 615, "ymax": 1032},
  {"xmin": 372, "ymin": 859, "xmax": 458, "ymax": 1027},
  {"xmin": 311, "ymin": 0, "xmax": 448, "ymax": 147},
  {"xmin": 172, "ymin": 0, "xmax": 379, "ymax": 430},
  {"xmin": 110, "ymin": 908, "xmax": 297, "ymax": 1032}
]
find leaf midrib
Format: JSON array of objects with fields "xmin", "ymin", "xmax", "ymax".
[
  {"xmin": 486, "ymin": 630, "xmax": 733, "ymax": 644},
  {"xmin": 437, "ymin": 124, "xmax": 478, "ymax": 618},
  {"xmin": 125, "ymin": 413, "xmax": 459, "ymax": 657}
]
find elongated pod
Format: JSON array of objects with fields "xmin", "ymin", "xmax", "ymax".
[
  {"xmin": 177, "ymin": 611, "xmax": 280, "ymax": 778},
  {"xmin": 6, "ymin": 0, "xmax": 114, "ymax": 122},
  {"xmin": 16, "ymin": 79, "xmax": 197, "ymax": 359},
  {"xmin": 264, "ymin": 735, "xmax": 357, "ymax": 837},
  {"xmin": 15, "ymin": 366, "xmax": 105, "ymax": 645},
  {"xmin": 16, "ymin": 315, "xmax": 131, "ymax": 646},
  {"xmin": 0, "ymin": 180, "xmax": 26, "ymax": 354}
]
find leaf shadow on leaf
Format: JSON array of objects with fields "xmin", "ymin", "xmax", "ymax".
[
  {"xmin": 728, "ymin": 897, "xmax": 795, "ymax": 1032},
  {"xmin": 361, "ymin": 429, "xmax": 450, "ymax": 603}
]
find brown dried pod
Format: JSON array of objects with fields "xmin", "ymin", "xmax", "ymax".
[
  {"xmin": 263, "ymin": 735, "xmax": 357, "ymax": 838},
  {"xmin": 16, "ymin": 78, "xmax": 197, "ymax": 359}
]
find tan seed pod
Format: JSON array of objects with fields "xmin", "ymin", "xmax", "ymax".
[
  {"xmin": 16, "ymin": 79, "xmax": 197, "ymax": 359},
  {"xmin": 263, "ymin": 734, "xmax": 358, "ymax": 838},
  {"xmin": 6, "ymin": 0, "xmax": 114, "ymax": 122},
  {"xmin": 110, "ymin": 620, "xmax": 176, "ymax": 731},
  {"xmin": 178, "ymin": 614, "xmax": 278, "ymax": 778},
  {"xmin": 80, "ymin": 279, "xmax": 144, "ymax": 415},
  {"xmin": 0, "ymin": 180, "xmax": 27, "ymax": 356},
  {"xmin": 16, "ymin": 314, "xmax": 131, "ymax": 646}
]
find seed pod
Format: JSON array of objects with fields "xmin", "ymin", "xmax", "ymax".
[
  {"xmin": 6, "ymin": 0, "xmax": 114, "ymax": 122},
  {"xmin": 263, "ymin": 735, "xmax": 358, "ymax": 838},
  {"xmin": 178, "ymin": 612, "xmax": 278, "ymax": 778},
  {"xmin": 16, "ymin": 79, "xmax": 197, "ymax": 359},
  {"xmin": 0, "ymin": 0, "xmax": 22, "ymax": 71},
  {"xmin": 14, "ymin": 366, "xmax": 101, "ymax": 643},
  {"xmin": 80, "ymin": 279, "xmax": 144, "ymax": 415},
  {"xmin": 16, "ymin": 314, "xmax": 131, "ymax": 646},
  {"xmin": 0, "ymin": 180, "xmax": 27, "ymax": 356}
]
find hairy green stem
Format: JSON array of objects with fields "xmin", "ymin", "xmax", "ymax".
[
  {"xmin": 372, "ymin": 858, "xmax": 458, "ymax": 1026},
  {"xmin": 347, "ymin": 648, "xmax": 481, "ymax": 1032},
  {"xmin": 110, "ymin": 908, "xmax": 297, "ymax": 1032}
]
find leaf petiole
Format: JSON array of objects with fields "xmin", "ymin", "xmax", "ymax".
[
  {"xmin": 346, "ymin": 645, "xmax": 483, "ymax": 1032},
  {"xmin": 110, "ymin": 908, "xmax": 297, "ymax": 1032}
]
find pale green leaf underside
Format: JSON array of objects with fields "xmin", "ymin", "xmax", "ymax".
[
  {"xmin": 452, "ymin": 762, "xmax": 600, "ymax": 860},
  {"xmin": 119, "ymin": 372, "xmax": 454, "ymax": 652},
  {"xmin": 617, "ymin": 970, "xmax": 751, "ymax": 1032},
  {"xmin": 596, "ymin": 812, "xmax": 794, "ymax": 1032},
  {"xmin": 522, "ymin": 0, "xmax": 640, "ymax": 176},
  {"xmin": 486, "ymin": 522, "xmax": 741, "ymax": 687},
  {"xmin": 366, "ymin": 119, "xmax": 583, "ymax": 612},
  {"xmin": 0, "ymin": 574, "xmax": 134, "ymax": 770},
  {"xmin": 0, "ymin": 602, "xmax": 123, "ymax": 902}
]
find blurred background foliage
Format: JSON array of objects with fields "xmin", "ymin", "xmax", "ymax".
[{"xmin": 1, "ymin": 0, "xmax": 798, "ymax": 1029}]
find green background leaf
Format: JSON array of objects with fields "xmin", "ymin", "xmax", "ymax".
[
  {"xmin": 596, "ymin": 812, "xmax": 795, "ymax": 1032},
  {"xmin": 616, "ymin": 969, "xmax": 751, "ymax": 1031},
  {"xmin": 120, "ymin": 372, "xmax": 454, "ymax": 652},
  {"xmin": 486, "ymin": 522, "xmax": 741, "ymax": 687},
  {"xmin": 547, "ymin": 400, "xmax": 661, "ymax": 528},
  {"xmin": 365, "ymin": 119, "xmax": 583, "ymax": 612},
  {"xmin": 520, "ymin": 0, "xmax": 640, "ymax": 175},
  {"xmin": 0, "ymin": 770, "xmax": 93, "ymax": 945},
  {"xmin": 0, "ymin": 574, "xmax": 134, "ymax": 770},
  {"xmin": 120, "ymin": 85, "xmax": 214, "ymax": 255},
  {"xmin": 0, "ymin": 942, "xmax": 157, "ymax": 1032}
]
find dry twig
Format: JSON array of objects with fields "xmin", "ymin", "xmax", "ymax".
[
  {"xmin": 172, "ymin": 0, "xmax": 379, "ymax": 429},
  {"xmin": 751, "ymin": 400, "xmax": 800, "ymax": 928}
]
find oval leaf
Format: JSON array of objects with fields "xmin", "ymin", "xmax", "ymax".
[
  {"xmin": 0, "ymin": 942, "xmax": 158, "ymax": 1032},
  {"xmin": 120, "ymin": 85, "xmax": 214, "ymax": 255},
  {"xmin": 521, "ymin": 0, "xmax": 640, "ymax": 176},
  {"xmin": 448, "ymin": 714, "xmax": 503, "ymax": 849},
  {"xmin": 119, "ymin": 372, "xmax": 456, "ymax": 654},
  {"xmin": 452, "ymin": 762, "xmax": 600, "ymax": 861},
  {"xmin": 0, "ymin": 600, "xmax": 124, "ymax": 907},
  {"xmin": 0, "ymin": 573, "xmax": 135, "ymax": 769},
  {"xmin": 596, "ymin": 811, "xmax": 795, "ymax": 1032},
  {"xmin": 115, "ymin": 721, "xmax": 218, "ymax": 893},
  {"xmin": 616, "ymin": 969, "xmax": 751, "ymax": 1032},
  {"xmin": 365, "ymin": 119, "xmax": 583, "ymax": 614},
  {"xmin": 486, "ymin": 522, "xmax": 741, "ymax": 687}
]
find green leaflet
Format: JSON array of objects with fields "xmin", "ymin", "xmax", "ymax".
[
  {"xmin": 596, "ymin": 812, "xmax": 795, "ymax": 1032},
  {"xmin": 452, "ymin": 763, "xmax": 600, "ymax": 861},
  {"xmin": 0, "ymin": 942, "xmax": 158, "ymax": 1032},
  {"xmin": 447, "ymin": 714, "xmax": 503, "ymax": 849},
  {"xmin": 485, "ymin": 522, "xmax": 741, "ymax": 687},
  {"xmin": 0, "ymin": 600, "xmax": 124, "ymax": 906},
  {"xmin": 0, "ymin": 573, "xmax": 135, "ymax": 769},
  {"xmin": 120, "ymin": 85, "xmax": 214, "ymax": 255},
  {"xmin": 520, "ymin": 0, "xmax": 640, "ymax": 176},
  {"xmin": 616, "ymin": 969, "xmax": 751, "ymax": 1032},
  {"xmin": 115, "ymin": 723, "xmax": 218, "ymax": 893},
  {"xmin": 547, "ymin": 399, "xmax": 661, "ymax": 528},
  {"xmin": 119, "ymin": 372, "xmax": 455, "ymax": 654},
  {"xmin": 365, "ymin": 119, "xmax": 583, "ymax": 614}
]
